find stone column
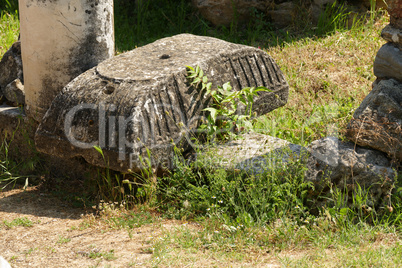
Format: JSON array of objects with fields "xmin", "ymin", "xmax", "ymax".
[{"xmin": 19, "ymin": 0, "xmax": 115, "ymax": 122}]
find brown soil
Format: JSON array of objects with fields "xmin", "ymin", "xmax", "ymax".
[
  {"xmin": 0, "ymin": 185, "xmax": 172, "ymax": 268},
  {"xmin": 0, "ymin": 185, "xmax": 282, "ymax": 267}
]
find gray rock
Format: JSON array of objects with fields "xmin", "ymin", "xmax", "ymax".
[
  {"xmin": 3, "ymin": 79, "xmax": 25, "ymax": 105},
  {"xmin": 310, "ymin": 0, "xmax": 336, "ymax": 24},
  {"xmin": 381, "ymin": 24, "xmax": 402, "ymax": 47},
  {"xmin": 346, "ymin": 79, "xmax": 402, "ymax": 163},
  {"xmin": 373, "ymin": 43, "xmax": 402, "ymax": 82},
  {"xmin": 305, "ymin": 137, "xmax": 396, "ymax": 208},
  {"xmin": 35, "ymin": 34, "xmax": 289, "ymax": 173},
  {"xmin": 0, "ymin": 41, "xmax": 23, "ymax": 93},
  {"xmin": 267, "ymin": 2, "xmax": 296, "ymax": 29},
  {"xmin": 192, "ymin": 0, "xmax": 270, "ymax": 26},
  {"xmin": 197, "ymin": 132, "xmax": 303, "ymax": 174}
]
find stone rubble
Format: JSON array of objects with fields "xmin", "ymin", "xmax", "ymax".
[
  {"xmin": 347, "ymin": 2, "xmax": 402, "ymax": 164},
  {"xmin": 373, "ymin": 43, "xmax": 402, "ymax": 81},
  {"xmin": 192, "ymin": 0, "xmax": 381, "ymax": 28},
  {"xmin": 305, "ymin": 137, "xmax": 395, "ymax": 208},
  {"xmin": 199, "ymin": 134, "xmax": 396, "ymax": 208},
  {"xmin": 0, "ymin": 40, "xmax": 23, "ymax": 105},
  {"xmin": 3, "ymin": 78, "xmax": 25, "ymax": 105}
]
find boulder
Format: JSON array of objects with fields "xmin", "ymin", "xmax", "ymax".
[
  {"xmin": 3, "ymin": 79, "xmax": 25, "ymax": 105},
  {"xmin": 381, "ymin": 24, "xmax": 402, "ymax": 47},
  {"xmin": 197, "ymin": 132, "xmax": 303, "ymax": 174},
  {"xmin": 346, "ymin": 79, "xmax": 402, "ymax": 163},
  {"xmin": 373, "ymin": 43, "xmax": 402, "ymax": 82},
  {"xmin": 191, "ymin": 0, "xmax": 271, "ymax": 26},
  {"xmin": 267, "ymin": 2, "xmax": 296, "ymax": 29},
  {"xmin": 0, "ymin": 41, "xmax": 23, "ymax": 93},
  {"xmin": 35, "ymin": 34, "xmax": 289, "ymax": 173},
  {"xmin": 305, "ymin": 137, "xmax": 396, "ymax": 208}
]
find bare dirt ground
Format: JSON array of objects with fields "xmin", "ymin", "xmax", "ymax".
[
  {"xmin": 0, "ymin": 185, "xmax": 281, "ymax": 267},
  {"xmin": 0, "ymin": 185, "xmax": 158, "ymax": 267}
]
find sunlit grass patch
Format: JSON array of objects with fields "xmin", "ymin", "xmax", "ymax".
[{"xmin": 0, "ymin": 11, "xmax": 19, "ymax": 56}]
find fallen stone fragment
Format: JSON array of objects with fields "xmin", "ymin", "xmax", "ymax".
[
  {"xmin": 305, "ymin": 137, "xmax": 396, "ymax": 208},
  {"xmin": 35, "ymin": 34, "xmax": 289, "ymax": 173},
  {"xmin": 346, "ymin": 79, "xmax": 402, "ymax": 163},
  {"xmin": 373, "ymin": 43, "xmax": 402, "ymax": 82},
  {"xmin": 0, "ymin": 41, "xmax": 23, "ymax": 93},
  {"xmin": 3, "ymin": 79, "xmax": 25, "ymax": 105},
  {"xmin": 381, "ymin": 24, "xmax": 402, "ymax": 47},
  {"xmin": 197, "ymin": 132, "xmax": 303, "ymax": 174}
]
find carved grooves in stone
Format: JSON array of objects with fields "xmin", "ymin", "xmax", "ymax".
[
  {"xmin": 163, "ymin": 84, "xmax": 179, "ymax": 127},
  {"xmin": 157, "ymin": 90, "xmax": 172, "ymax": 135},
  {"xmin": 253, "ymin": 55, "xmax": 268, "ymax": 88},
  {"xmin": 248, "ymin": 56, "xmax": 260, "ymax": 87},
  {"xmin": 226, "ymin": 55, "xmax": 285, "ymax": 91},
  {"xmin": 150, "ymin": 96, "xmax": 162, "ymax": 137},
  {"xmin": 142, "ymin": 101, "xmax": 154, "ymax": 145},
  {"xmin": 172, "ymin": 76, "xmax": 188, "ymax": 126},
  {"xmin": 228, "ymin": 58, "xmax": 243, "ymax": 90},
  {"xmin": 239, "ymin": 57, "xmax": 252, "ymax": 87}
]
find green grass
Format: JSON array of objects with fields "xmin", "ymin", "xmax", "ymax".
[
  {"xmin": 88, "ymin": 249, "xmax": 117, "ymax": 261},
  {"xmin": 56, "ymin": 235, "xmax": 71, "ymax": 244},
  {"xmin": 3, "ymin": 217, "xmax": 34, "ymax": 228},
  {"xmin": 0, "ymin": 1, "xmax": 401, "ymax": 266},
  {"xmin": 0, "ymin": 9, "xmax": 19, "ymax": 56}
]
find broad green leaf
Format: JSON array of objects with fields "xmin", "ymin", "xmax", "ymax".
[{"xmin": 203, "ymin": 107, "xmax": 218, "ymax": 123}]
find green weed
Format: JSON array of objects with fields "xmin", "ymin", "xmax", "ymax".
[
  {"xmin": 88, "ymin": 249, "xmax": 117, "ymax": 261},
  {"xmin": 187, "ymin": 65, "xmax": 271, "ymax": 141},
  {"xmin": 57, "ymin": 235, "xmax": 71, "ymax": 244},
  {"xmin": 0, "ymin": 10, "xmax": 19, "ymax": 56},
  {"xmin": 3, "ymin": 217, "xmax": 34, "ymax": 228}
]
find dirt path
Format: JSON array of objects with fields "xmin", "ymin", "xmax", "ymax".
[
  {"xmin": 0, "ymin": 185, "xmax": 282, "ymax": 267},
  {"xmin": 0, "ymin": 185, "xmax": 172, "ymax": 267}
]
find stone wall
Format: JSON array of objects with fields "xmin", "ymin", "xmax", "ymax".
[
  {"xmin": 347, "ymin": 0, "xmax": 402, "ymax": 164},
  {"xmin": 192, "ymin": 0, "xmax": 385, "ymax": 28}
]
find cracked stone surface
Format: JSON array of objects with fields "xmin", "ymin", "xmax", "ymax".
[{"xmin": 35, "ymin": 34, "xmax": 289, "ymax": 172}]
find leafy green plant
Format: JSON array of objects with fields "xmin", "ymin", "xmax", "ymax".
[
  {"xmin": 186, "ymin": 65, "xmax": 271, "ymax": 141},
  {"xmin": 156, "ymin": 146, "xmax": 313, "ymax": 227}
]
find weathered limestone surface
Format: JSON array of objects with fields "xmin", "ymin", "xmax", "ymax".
[
  {"xmin": 373, "ymin": 43, "xmax": 402, "ymax": 81},
  {"xmin": 305, "ymin": 137, "xmax": 396, "ymax": 208},
  {"xmin": 198, "ymin": 133, "xmax": 395, "ymax": 207},
  {"xmin": 19, "ymin": 0, "xmax": 115, "ymax": 122},
  {"xmin": 381, "ymin": 24, "xmax": 402, "ymax": 47},
  {"xmin": 0, "ymin": 41, "xmax": 23, "ymax": 95},
  {"xmin": 0, "ymin": 104, "xmax": 99, "ymax": 179},
  {"xmin": 3, "ymin": 79, "xmax": 25, "ymax": 105},
  {"xmin": 35, "ymin": 34, "xmax": 289, "ymax": 173},
  {"xmin": 346, "ymin": 79, "xmax": 402, "ymax": 162},
  {"xmin": 198, "ymin": 132, "xmax": 303, "ymax": 174}
]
